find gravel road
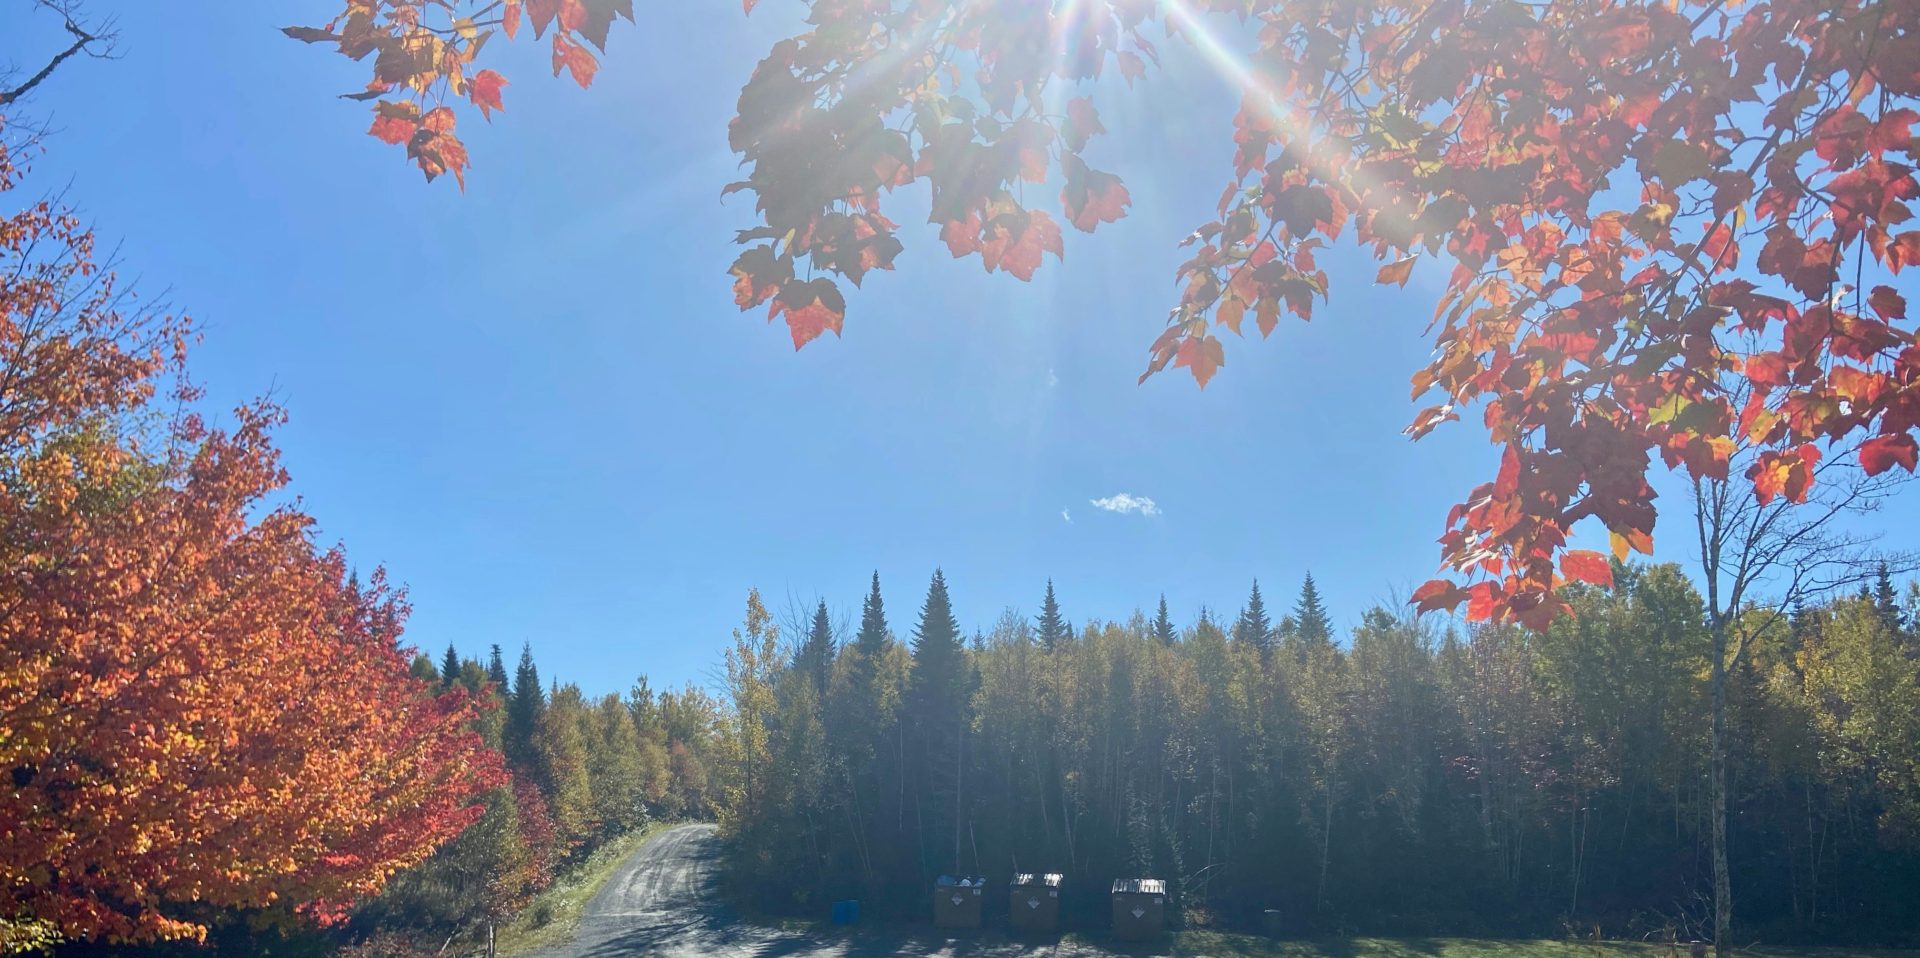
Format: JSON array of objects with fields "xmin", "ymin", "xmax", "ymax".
[{"xmin": 523, "ymin": 824, "xmax": 1124, "ymax": 958}]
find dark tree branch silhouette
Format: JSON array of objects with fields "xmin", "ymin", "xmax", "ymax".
[{"xmin": 0, "ymin": 2, "xmax": 118, "ymax": 107}]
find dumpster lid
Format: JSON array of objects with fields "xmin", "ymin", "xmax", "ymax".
[
  {"xmin": 1011, "ymin": 872, "xmax": 1063, "ymax": 887},
  {"xmin": 1112, "ymin": 878, "xmax": 1166, "ymax": 896},
  {"xmin": 935, "ymin": 875, "xmax": 987, "ymax": 888}
]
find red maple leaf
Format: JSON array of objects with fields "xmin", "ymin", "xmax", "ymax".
[
  {"xmin": 769, "ymin": 278, "xmax": 846, "ymax": 349},
  {"xmin": 469, "ymin": 70, "xmax": 508, "ymax": 120}
]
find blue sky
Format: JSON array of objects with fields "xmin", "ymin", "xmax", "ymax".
[{"xmin": 7, "ymin": 3, "xmax": 1913, "ymax": 697}]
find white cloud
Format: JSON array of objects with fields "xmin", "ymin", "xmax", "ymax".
[
  {"xmin": 1089, "ymin": 493, "xmax": 1160, "ymax": 517},
  {"xmin": 1047, "ymin": 367, "xmax": 1059, "ymax": 388},
  {"xmin": 1061, "ymin": 508, "xmax": 1072, "ymax": 523}
]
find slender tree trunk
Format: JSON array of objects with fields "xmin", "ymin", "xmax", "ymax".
[
  {"xmin": 847, "ymin": 779, "xmax": 872, "ymax": 882},
  {"xmin": 1710, "ymin": 618, "xmax": 1732, "ymax": 958},
  {"xmin": 954, "ymin": 719, "xmax": 964, "ymax": 874},
  {"xmin": 1317, "ymin": 781, "xmax": 1333, "ymax": 912},
  {"xmin": 1208, "ymin": 762, "xmax": 1219, "ymax": 872}
]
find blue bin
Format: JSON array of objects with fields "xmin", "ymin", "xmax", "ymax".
[{"xmin": 831, "ymin": 899, "xmax": 859, "ymax": 925}]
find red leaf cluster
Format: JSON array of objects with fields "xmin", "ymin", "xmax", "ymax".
[{"xmin": 286, "ymin": 0, "xmax": 638, "ymax": 186}]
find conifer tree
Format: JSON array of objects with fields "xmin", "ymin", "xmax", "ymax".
[
  {"xmin": 505, "ymin": 643, "xmax": 545, "ymax": 778},
  {"xmin": 906, "ymin": 569, "xmax": 975, "ymax": 875},
  {"xmin": 854, "ymin": 572, "xmax": 889, "ymax": 664},
  {"xmin": 1153, "ymin": 595, "xmax": 1177, "ymax": 646},
  {"xmin": 846, "ymin": 572, "xmax": 893, "ymax": 746},
  {"xmin": 1874, "ymin": 562, "xmax": 1906, "ymax": 636},
  {"xmin": 440, "ymin": 643, "xmax": 461, "ymax": 691},
  {"xmin": 799, "ymin": 599, "xmax": 835, "ymax": 695},
  {"xmin": 487, "ymin": 643, "xmax": 510, "ymax": 696},
  {"xmin": 824, "ymin": 570, "xmax": 907, "ymax": 889},
  {"xmin": 1036, "ymin": 579, "xmax": 1068, "ymax": 649},
  {"xmin": 1233, "ymin": 579, "xmax": 1274, "ymax": 657},
  {"xmin": 1294, "ymin": 574, "xmax": 1333, "ymax": 647}
]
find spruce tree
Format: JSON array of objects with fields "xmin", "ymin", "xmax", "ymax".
[
  {"xmin": 1294, "ymin": 573, "xmax": 1333, "ymax": 646},
  {"xmin": 1036, "ymin": 579, "xmax": 1069, "ymax": 649},
  {"xmin": 1874, "ymin": 562, "xmax": 1905, "ymax": 635},
  {"xmin": 1233, "ymin": 579, "xmax": 1274, "ymax": 656},
  {"xmin": 855, "ymin": 572, "xmax": 889, "ymax": 662},
  {"xmin": 440, "ymin": 643, "xmax": 461, "ymax": 691},
  {"xmin": 845, "ymin": 577, "xmax": 890, "ymax": 755},
  {"xmin": 800, "ymin": 599, "xmax": 836, "ymax": 694},
  {"xmin": 487, "ymin": 643, "xmax": 510, "ymax": 694},
  {"xmin": 842, "ymin": 570, "xmax": 901, "ymax": 854},
  {"xmin": 505, "ymin": 643, "xmax": 546, "ymax": 778},
  {"xmin": 1153, "ymin": 595, "xmax": 1177, "ymax": 645},
  {"xmin": 909, "ymin": 570, "xmax": 969, "ymax": 716},
  {"xmin": 906, "ymin": 569, "xmax": 975, "ymax": 874}
]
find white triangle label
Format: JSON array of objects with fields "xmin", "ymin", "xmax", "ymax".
[
  {"xmin": 950, "ymin": 895, "xmax": 964, "ymax": 906},
  {"xmin": 1131, "ymin": 907, "xmax": 1146, "ymax": 918},
  {"xmin": 1027, "ymin": 898, "xmax": 1040, "ymax": 909}
]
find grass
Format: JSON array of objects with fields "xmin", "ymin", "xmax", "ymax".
[
  {"xmin": 726, "ymin": 911, "xmax": 1919, "ymax": 958},
  {"xmin": 492, "ymin": 820, "xmax": 677, "ymax": 957},
  {"xmin": 1126, "ymin": 936, "xmax": 1920, "ymax": 958},
  {"xmin": 732, "ymin": 909, "xmax": 1920, "ymax": 958}
]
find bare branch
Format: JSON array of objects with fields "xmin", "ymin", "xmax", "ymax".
[
  {"xmin": 1694, "ymin": 378, "xmax": 1918, "ymax": 637},
  {"xmin": 0, "ymin": 2, "xmax": 119, "ymax": 107}
]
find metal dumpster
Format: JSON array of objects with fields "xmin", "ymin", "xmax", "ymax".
[
  {"xmin": 933, "ymin": 875, "xmax": 985, "ymax": 929},
  {"xmin": 1111, "ymin": 878, "xmax": 1166, "ymax": 939},
  {"xmin": 1009, "ymin": 872, "xmax": 1062, "ymax": 932}
]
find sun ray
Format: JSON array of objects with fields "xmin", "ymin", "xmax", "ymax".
[{"xmin": 1160, "ymin": 0, "xmax": 1382, "ymax": 198}]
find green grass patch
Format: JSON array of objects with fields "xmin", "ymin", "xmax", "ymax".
[
  {"xmin": 1140, "ymin": 936, "xmax": 1920, "ymax": 958},
  {"xmin": 492, "ymin": 821, "xmax": 677, "ymax": 957},
  {"xmin": 729, "ymin": 916, "xmax": 1919, "ymax": 958},
  {"xmin": 727, "ymin": 917, "xmax": 1920, "ymax": 958}
]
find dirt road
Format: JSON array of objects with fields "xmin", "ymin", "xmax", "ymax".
[{"xmin": 523, "ymin": 824, "xmax": 1114, "ymax": 958}]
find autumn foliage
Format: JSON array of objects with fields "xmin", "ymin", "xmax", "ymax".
[
  {"xmin": 285, "ymin": 0, "xmax": 638, "ymax": 187},
  {"xmin": 292, "ymin": 0, "xmax": 1920, "ymax": 632},
  {"xmin": 0, "ymin": 133, "xmax": 499, "ymax": 947}
]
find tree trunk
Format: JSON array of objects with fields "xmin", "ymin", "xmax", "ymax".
[
  {"xmin": 1318, "ymin": 781, "xmax": 1333, "ymax": 912},
  {"xmin": 1710, "ymin": 619, "xmax": 1731, "ymax": 958},
  {"xmin": 954, "ymin": 719, "xmax": 964, "ymax": 874}
]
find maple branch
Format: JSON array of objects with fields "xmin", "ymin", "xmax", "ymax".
[
  {"xmin": 1688, "ymin": 0, "xmax": 1730, "ymax": 30},
  {"xmin": 418, "ymin": 17, "xmax": 504, "ymax": 38}
]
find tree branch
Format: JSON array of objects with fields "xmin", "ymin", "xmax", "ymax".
[{"xmin": 0, "ymin": 3, "xmax": 115, "ymax": 107}]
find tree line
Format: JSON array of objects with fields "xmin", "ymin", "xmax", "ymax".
[
  {"xmin": 353, "ymin": 644, "xmax": 723, "ymax": 946},
  {"xmin": 716, "ymin": 567, "xmax": 1920, "ymax": 945}
]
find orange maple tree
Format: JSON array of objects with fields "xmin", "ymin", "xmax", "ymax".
[
  {"xmin": 0, "ymin": 132, "xmax": 500, "ymax": 946},
  {"xmin": 291, "ymin": 0, "xmax": 1920, "ymax": 628}
]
